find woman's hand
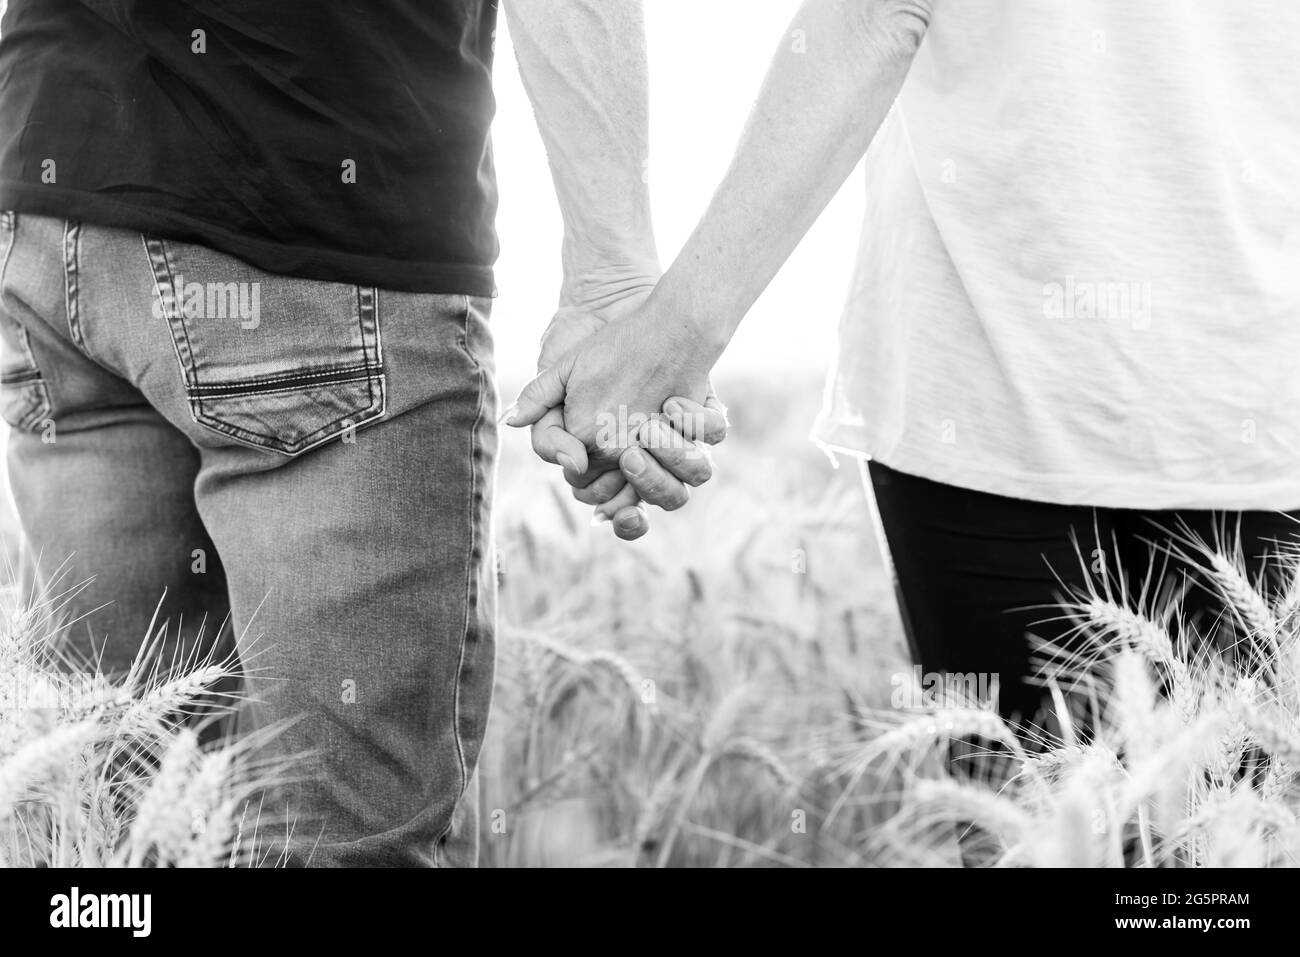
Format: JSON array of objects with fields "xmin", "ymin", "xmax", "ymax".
[
  {"xmin": 511, "ymin": 294, "xmax": 727, "ymax": 538},
  {"xmin": 525, "ymin": 284, "xmax": 655, "ymax": 480}
]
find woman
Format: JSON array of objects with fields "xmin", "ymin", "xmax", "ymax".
[{"xmin": 511, "ymin": 0, "xmax": 1300, "ymax": 723}]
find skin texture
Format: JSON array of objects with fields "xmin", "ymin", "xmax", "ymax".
[
  {"xmin": 504, "ymin": 0, "xmax": 727, "ymax": 539},
  {"xmin": 510, "ymin": 0, "xmax": 933, "ymax": 525}
]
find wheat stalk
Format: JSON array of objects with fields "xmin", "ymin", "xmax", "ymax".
[{"xmin": 0, "ymin": 721, "xmax": 100, "ymax": 815}]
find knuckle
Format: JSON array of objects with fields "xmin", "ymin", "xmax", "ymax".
[
  {"xmin": 659, "ymin": 484, "xmax": 690, "ymax": 512},
  {"xmin": 589, "ymin": 447, "xmax": 622, "ymax": 472},
  {"xmin": 634, "ymin": 473, "xmax": 664, "ymax": 499},
  {"xmin": 636, "ymin": 418, "xmax": 659, "ymax": 446},
  {"xmin": 689, "ymin": 444, "xmax": 715, "ymax": 479},
  {"xmin": 575, "ymin": 470, "xmax": 620, "ymax": 498},
  {"xmin": 685, "ymin": 462, "xmax": 713, "ymax": 487},
  {"xmin": 530, "ymin": 434, "xmax": 555, "ymax": 462},
  {"xmin": 675, "ymin": 445, "xmax": 712, "ymax": 486},
  {"xmin": 563, "ymin": 469, "xmax": 595, "ymax": 489},
  {"xmin": 573, "ymin": 485, "xmax": 608, "ymax": 506}
]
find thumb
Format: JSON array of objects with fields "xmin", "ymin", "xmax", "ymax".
[{"xmin": 505, "ymin": 352, "xmax": 575, "ymax": 427}]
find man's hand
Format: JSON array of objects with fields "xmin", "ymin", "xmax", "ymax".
[
  {"xmin": 577, "ymin": 389, "xmax": 728, "ymax": 537},
  {"xmin": 509, "ymin": 294, "xmax": 726, "ymax": 529},
  {"xmin": 525, "ymin": 283, "xmax": 653, "ymax": 484},
  {"xmin": 513, "ymin": 293, "xmax": 727, "ymax": 540}
]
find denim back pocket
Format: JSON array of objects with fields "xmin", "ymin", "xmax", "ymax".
[
  {"xmin": 144, "ymin": 237, "xmax": 385, "ymax": 455},
  {"xmin": 0, "ymin": 212, "xmax": 53, "ymax": 433}
]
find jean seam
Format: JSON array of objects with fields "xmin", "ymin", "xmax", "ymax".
[
  {"xmin": 62, "ymin": 220, "xmax": 87, "ymax": 351},
  {"xmin": 188, "ymin": 362, "xmax": 378, "ymax": 392},
  {"xmin": 358, "ymin": 285, "xmax": 382, "ymax": 415},
  {"xmin": 189, "ymin": 374, "xmax": 376, "ymax": 400},
  {"xmin": 0, "ymin": 212, "xmax": 16, "ymax": 284},
  {"xmin": 9, "ymin": 325, "xmax": 51, "ymax": 432},
  {"xmin": 0, "ymin": 214, "xmax": 52, "ymax": 432},
  {"xmin": 0, "ymin": 210, "xmax": 17, "ymax": 322},
  {"xmin": 434, "ymin": 294, "xmax": 485, "ymax": 866},
  {"xmin": 314, "ymin": 298, "xmax": 484, "ymax": 866},
  {"xmin": 143, "ymin": 235, "xmax": 199, "ymax": 391}
]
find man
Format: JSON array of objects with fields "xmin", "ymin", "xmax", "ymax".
[
  {"xmin": 0, "ymin": 0, "xmax": 719, "ymax": 866},
  {"xmin": 516, "ymin": 0, "xmax": 1300, "ymax": 726}
]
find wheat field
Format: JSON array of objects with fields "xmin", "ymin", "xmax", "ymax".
[
  {"xmin": 483, "ymin": 375, "xmax": 909, "ymax": 866},
  {"xmin": 4, "ymin": 375, "xmax": 1300, "ymax": 867}
]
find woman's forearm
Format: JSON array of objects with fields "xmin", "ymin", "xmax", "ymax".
[{"xmin": 653, "ymin": 0, "xmax": 933, "ymax": 359}]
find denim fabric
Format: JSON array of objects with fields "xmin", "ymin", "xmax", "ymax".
[{"xmin": 0, "ymin": 211, "xmax": 498, "ymax": 867}]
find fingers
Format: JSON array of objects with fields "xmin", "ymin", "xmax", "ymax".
[
  {"xmin": 610, "ymin": 504, "xmax": 650, "ymax": 541},
  {"xmin": 570, "ymin": 469, "xmax": 628, "ymax": 506},
  {"xmin": 529, "ymin": 407, "xmax": 590, "ymax": 476},
  {"xmin": 593, "ymin": 482, "xmax": 650, "ymax": 541},
  {"xmin": 636, "ymin": 417, "xmax": 713, "ymax": 487},
  {"xmin": 505, "ymin": 353, "xmax": 574, "ymax": 427},
  {"xmin": 531, "ymin": 415, "xmax": 646, "ymax": 535},
  {"xmin": 662, "ymin": 390, "xmax": 728, "ymax": 445},
  {"xmin": 512, "ymin": 363, "xmax": 722, "ymax": 535},
  {"xmin": 618, "ymin": 443, "xmax": 691, "ymax": 511},
  {"xmin": 570, "ymin": 444, "xmax": 624, "ymax": 478}
]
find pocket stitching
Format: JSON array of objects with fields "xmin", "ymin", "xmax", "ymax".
[
  {"xmin": 186, "ymin": 381, "xmax": 385, "ymax": 453},
  {"xmin": 356, "ymin": 285, "xmax": 383, "ymax": 422},
  {"xmin": 143, "ymin": 236, "xmax": 386, "ymax": 455},
  {"xmin": 190, "ymin": 375, "xmax": 376, "ymax": 401},
  {"xmin": 188, "ymin": 362, "xmax": 376, "ymax": 393},
  {"xmin": 144, "ymin": 235, "xmax": 200, "ymax": 391},
  {"xmin": 0, "ymin": 214, "xmax": 52, "ymax": 433},
  {"xmin": 63, "ymin": 220, "xmax": 86, "ymax": 351},
  {"xmin": 0, "ymin": 327, "xmax": 52, "ymax": 434}
]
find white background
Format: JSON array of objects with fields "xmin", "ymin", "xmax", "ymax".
[{"xmin": 491, "ymin": 0, "xmax": 865, "ymax": 387}]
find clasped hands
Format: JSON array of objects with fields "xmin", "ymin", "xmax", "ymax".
[{"xmin": 506, "ymin": 287, "xmax": 726, "ymax": 540}]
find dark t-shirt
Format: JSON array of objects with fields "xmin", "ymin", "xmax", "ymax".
[{"xmin": 0, "ymin": 0, "xmax": 499, "ymax": 296}]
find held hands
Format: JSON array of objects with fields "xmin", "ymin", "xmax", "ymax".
[{"xmin": 507, "ymin": 289, "xmax": 726, "ymax": 540}]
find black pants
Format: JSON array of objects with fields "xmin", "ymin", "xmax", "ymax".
[{"xmin": 866, "ymin": 461, "xmax": 1300, "ymax": 724}]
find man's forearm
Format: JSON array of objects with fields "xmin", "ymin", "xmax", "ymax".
[
  {"xmin": 654, "ymin": 0, "xmax": 932, "ymax": 358},
  {"xmin": 504, "ymin": 0, "xmax": 660, "ymax": 308}
]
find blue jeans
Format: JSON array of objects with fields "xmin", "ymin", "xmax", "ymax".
[{"xmin": 0, "ymin": 211, "xmax": 498, "ymax": 866}]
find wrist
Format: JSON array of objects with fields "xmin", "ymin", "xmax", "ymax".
[
  {"xmin": 646, "ymin": 270, "xmax": 733, "ymax": 368},
  {"xmin": 559, "ymin": 259, "xmax": 661, "ymax": 313},
  {"xmin": 632, "ymin": 295, "xmax": 726, "ymax": 385},
  {"xmin": 559, "ymin": 228, "xmax": 661, "ymax": 308}
]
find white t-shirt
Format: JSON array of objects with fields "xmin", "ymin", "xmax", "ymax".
[{"xmin": 813, "ymin": 0, "xmax": 1300, "ymax": 509}]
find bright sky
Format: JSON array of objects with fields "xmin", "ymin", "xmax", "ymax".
[{"xmin": 490, "ymin": 0, "xmax": 866, "ymax": 386}]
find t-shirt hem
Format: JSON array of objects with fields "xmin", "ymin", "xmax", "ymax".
[
  {"xmin": 810, "ymin": 416, "xmax": 1300, "ymax": 512},
  {"xmin": 0, "ymin": 184, "xmax": 496, "ymax": 298}
]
